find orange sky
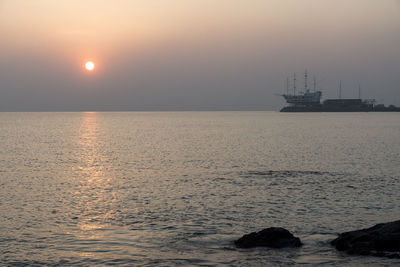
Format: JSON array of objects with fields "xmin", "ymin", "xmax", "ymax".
[{"xmin": 3, "ymin": 0, "xmax": 398, "ymax": 58}]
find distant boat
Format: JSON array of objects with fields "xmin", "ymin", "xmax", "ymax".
[{"xmin": 279, "ymin": 71, "xmax": 399, "ymax": 112}]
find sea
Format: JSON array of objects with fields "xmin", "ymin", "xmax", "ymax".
[{"xmin": 0, "ymin": 111, "xmax": 399, "ymax": 266}]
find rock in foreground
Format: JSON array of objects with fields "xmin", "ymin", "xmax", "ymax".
[
  {"xmin": 331, "ymin": 220, "xmax": 400, "ymax": 258},
  {"xmin": 235, "ymin": 227, "xmax": 302, "ymax": 248}
]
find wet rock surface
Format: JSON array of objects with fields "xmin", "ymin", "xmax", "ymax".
[
  {"xmin": 331, "ymin": 220, "xmax": 400, "ymax": 258},
  {"xmin": 235, "ymin": 227, "xmax": 302, "ymax": 248}
]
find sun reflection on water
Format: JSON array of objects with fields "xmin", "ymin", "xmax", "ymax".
[{"xmin": 73, "ymin": 112, "xmax": 116, "ymax": 235}]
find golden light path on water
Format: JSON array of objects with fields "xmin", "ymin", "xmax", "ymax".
[{"xmin": 72, "ymin": 112, "xmax": 117, "ymax": 258}]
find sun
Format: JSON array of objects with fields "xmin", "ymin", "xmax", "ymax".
[{"xmin": 85, "ymin": 61, "xmax": 95, "ymax": 71}]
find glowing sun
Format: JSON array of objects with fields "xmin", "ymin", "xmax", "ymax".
[{"xmin": 85, "ymin": 61, "xmax": 95, "ymax": 71}]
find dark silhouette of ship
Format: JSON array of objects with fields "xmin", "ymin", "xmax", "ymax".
[{"xmin": 280, "ymin": 71, "xmax": 400, "ymax": 112}]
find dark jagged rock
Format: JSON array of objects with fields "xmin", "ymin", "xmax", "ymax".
[
  {"xmin": 235, "ymin": 227, "xmax": 302, "ymax": 248},
  {"xmin": 331, "ymin": 220, "xmax": 400, "ymax": 258}
]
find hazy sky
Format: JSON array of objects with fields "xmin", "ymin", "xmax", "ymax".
[{"xmin": 1, "ymin": 0, "xmax": 399, "ymax": 111}]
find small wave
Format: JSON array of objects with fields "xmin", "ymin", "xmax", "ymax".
[{"xmin": 241, "ymin": 170, "xmax": 340, "ymax": 178}]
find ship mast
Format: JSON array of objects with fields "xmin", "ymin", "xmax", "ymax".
[
  {"xmin": 339, "ymin": 80, "xmax": 342, "ymax": 99},
  {"xmin": 358, "ymin": 84, "xmax": 361, "ymax": 99},
  {"xmin": 286, "ymin": 77, "xmax": 289, "ymax": 95},
  {"xmin": 304, "ymin": 70, "xmax": 308, "ymax": 92},
  {"xmin": 293, "ymin": 73, "xmax": 296, "ymax": 95},
  {"xmin": 313, "ymin": 75, "xmax": 316, "ymax": 92}
]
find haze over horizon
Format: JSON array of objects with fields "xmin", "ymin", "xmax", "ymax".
[{"xmin": 1, "ymin": 0, "xmax": 400, "ymax": 111}]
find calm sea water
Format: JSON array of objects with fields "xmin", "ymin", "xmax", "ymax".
[{"xmin": 1, "ymin": 111, "xmax": 399, "ymax": 266}]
